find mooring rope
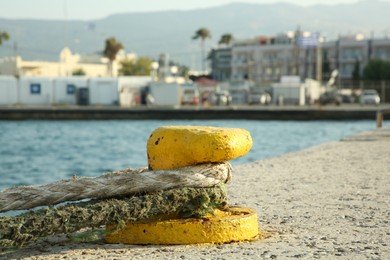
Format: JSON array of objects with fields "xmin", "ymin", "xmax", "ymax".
[
  {"xmin": 0, "ymin": 162, "xmax": 232, "ymax": 247},
  {"xmin": 0, "ymin": 185, "xmax": 228, "ymax": 247},
  {"xmin": 0, "ymin": 162, "xmax": 232, "ymax": 213}
]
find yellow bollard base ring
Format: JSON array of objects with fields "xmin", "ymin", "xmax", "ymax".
[{"xmin": 105, "ymin": 207, "xmax": 259, "ymax": 245}]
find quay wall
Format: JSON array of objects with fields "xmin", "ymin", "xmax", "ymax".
[{"xmin": 0, "ymin": 106, "xmax": 386, "ymax": 120}]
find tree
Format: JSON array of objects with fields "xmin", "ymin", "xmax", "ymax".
[
  {"xmin": 103, "ymin": 37, "xmax": 124, "ymax": 76},
  {"xmin": 322, "ymin": 51, "xmax": 331, "ymax": 81},
  {"xmin": 192, "ymin": 27, "xmax": 211, "ymax": 73},
  {"xmin": 363, "ymin": 59, "xmax": 390, "ymax": 81},
  {"xmin": 218, "ymin": 33, "xmax": 233, "ymax": 46},
  {"xmin": 351, "ymin": 58, "xmax": 360, "ymax": 83},
  {"xmin": 178, "ymin": 65, "xmax": 190, "ymax": 78},
  {"xmin": 119, "ymin": 57, "xmax": 152, "ymax": 76},
  {"xmin": 72, "ymin": 68, "xmax": 86, "ymax": 76},
  {"xmin": 169, "ymin": 61, "xmax": 190, "ymax": 79},
  {"xmin": 0, "ymin": 31, "xmax": 10, "ymax": 45}
]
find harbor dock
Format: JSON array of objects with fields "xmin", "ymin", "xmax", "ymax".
[
  {"xmin": 1, "ymin": 104, "xmax": 389, "ymax": 120},
  {"xmin": 1, "ymin": 127, "xmax": 389, "ymax": 259}
]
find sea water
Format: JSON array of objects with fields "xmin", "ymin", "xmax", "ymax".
[{"xmin": 0, "ymin": 119, "xmax": 384, "ymax": 190}]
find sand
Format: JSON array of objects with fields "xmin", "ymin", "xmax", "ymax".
[{"xmin": 1, "ymin": 127, "xmax": 389, "ymax": 259}]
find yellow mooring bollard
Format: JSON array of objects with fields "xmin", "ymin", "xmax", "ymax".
[
  {"xmin": 105, "ymin": 207, "xmax": 259, "ymax": 245},
  {"xmin": 147, "ymin": 126, "xmax": 253, "ymax": 170},
  {"xmin": 105, "ymin": 126, "xmax": 259, "ymax": 245}
]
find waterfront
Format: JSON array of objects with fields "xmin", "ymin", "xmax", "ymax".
[
  {"xmin": 1, "ymin": 104, "xmax": 390, "ymax": 120},
  {"xmin": 2, "ymin": 126, "xmax": 389, "ymax": 259},
  {"xmin": 0, "ymin": 119, "xmax": 385, "ymax": 191}
]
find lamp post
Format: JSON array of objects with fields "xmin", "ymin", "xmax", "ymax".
[
  {"xmin": 316, "ymin": 36, "xmax": 324, "ymax": 83},
  {"xmin": 170, "ymin": 66, "xmax": 178, "ymax": 82}
]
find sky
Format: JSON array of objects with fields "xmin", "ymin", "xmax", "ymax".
[{"xmin": 0, "ymin": 0, "xmax": 387, "ymax": 20}]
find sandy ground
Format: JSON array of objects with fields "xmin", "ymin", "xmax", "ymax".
[{"xmin": 1, "ymin": 127, "xmax": 389, "ymax": 259}]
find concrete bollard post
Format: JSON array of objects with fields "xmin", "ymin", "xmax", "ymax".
[{"xmin": 376, "ymin": 110, "xmax": 383, "ymax": 128}]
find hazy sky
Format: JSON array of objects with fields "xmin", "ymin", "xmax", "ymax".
[{"xmin": 0, "ymin": 0, "xmax": 386, "ymax": 20}]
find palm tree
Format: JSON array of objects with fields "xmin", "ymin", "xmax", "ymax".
[
  {"xmin": 103, "ymin": 37, "xmax": 124, "ymax": 76},
  {"xmin": 218, "ymin": 33, "xmax": 233, "ymax": 46},
  {"xmin": 0, "ymin": 31, "xmax": 10, "ymax": 45},
  {"xmin": 192, "ymin": 27, "xmax": 211, "ymax": 73}
]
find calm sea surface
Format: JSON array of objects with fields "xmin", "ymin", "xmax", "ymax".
[{"xmin": 0, "ymin": 119, "xmax": 385, "ymax": 190}]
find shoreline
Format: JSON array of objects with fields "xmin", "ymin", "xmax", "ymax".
[
  {"xmin": 1, "ymin": 127, "xmax": 389, "ymax": 259},
  {"xmin": 1, "ymin": 104, "xmax": 389, "ymax": 120}
]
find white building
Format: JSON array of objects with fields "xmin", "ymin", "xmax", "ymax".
[
  {"xmin": 0, "ymin": 76, "xmax": 18, "ymax": 105},
  {"xmin": 0, "ymin": 47, "xmax": 138, "ymax": 78}
]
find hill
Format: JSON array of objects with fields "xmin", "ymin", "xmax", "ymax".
[{"xmin": 0, "ymin": 0, "xmax": 389, "ymax": 69}]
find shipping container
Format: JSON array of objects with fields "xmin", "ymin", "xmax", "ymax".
[
  {"xmin": 0, "ymin": 76, "xmax": 18, "ymax": 105},
  {"xmin": 89, "ymin": 77, "xmax": 118, "ymax": 105},
  {"xmin": 53, "ymin": 77, "xmax": 88, "ymax": 105},
  {"xmin": 19, "ymin": 77, "xmax": 53, "ymax": 105},
  {"xmin": 149, "ymin": 82, "xmax": 182, "ymax": 106}
]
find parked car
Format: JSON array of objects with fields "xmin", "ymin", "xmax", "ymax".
[
  {"xmin": 209, "ymin": 91, "xmax": 232, "ymax": 106},
  {"xmin": 248, "ymin": 92, "xmax": 271, "ymax": 105},
  {"xmin": 340, "ymin": 94, "xmax": 354, "ymax": 103},
  {"xmin": 360, "ymin": 89, "xmax": 380, "ymax": 105},
  {"xmin": 319, "ymin": 91, "xmax": 341, "ymax": 105}
]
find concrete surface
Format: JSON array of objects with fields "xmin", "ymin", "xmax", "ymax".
[{"xmin": 1, "ymin": 127, "xmax": 389, "ymax": 259}]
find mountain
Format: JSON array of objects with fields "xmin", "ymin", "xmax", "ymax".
[{"xmin": 0, "ymin": 0, "xmax": 389, "ymax": 70}]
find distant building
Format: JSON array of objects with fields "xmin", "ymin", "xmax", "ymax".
[
  {"xmin": 0, "ymin": 47, "xmax": 137, "ymax": 77},
  {"xmin": 208, "ymin": 31, "xmax": 390, "ymax": 83},
  {"xmin": 208, "ymin": 47, "xmax": 232, "ymax": 82},
  {"xmin": 232, "ymin": 36, "xmax": 296, "ymax": 83},
  {"xmin": 323, "ymin": 35, "xmax": 390, "ymax": 80}
]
